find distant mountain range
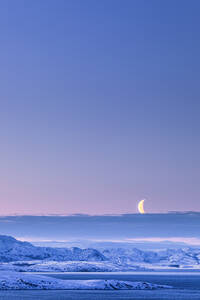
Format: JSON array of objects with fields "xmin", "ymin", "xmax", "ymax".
[{"xmin": 0, "ymin": 235, "xmax": 200, "ymax": 271}]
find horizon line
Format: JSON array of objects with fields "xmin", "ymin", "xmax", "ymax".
[{"xmin": 0, "ymin": 211, "xmax": 199, "ymax": 217}]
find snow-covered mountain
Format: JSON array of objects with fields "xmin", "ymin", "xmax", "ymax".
[
  {"xmin": 102, "ymin": 247, "xmax": 200, "ymax": 267},
  {"xmin": 0, "ymin": 235, "xmax": 200, "ymax": 269},
  {"xmin": 0, "ymin": 235, "xmax": 105, "ymax": 262},
  {"xmin": 102, "ymin": 248, "xmax": 159, "ymax": 264}
]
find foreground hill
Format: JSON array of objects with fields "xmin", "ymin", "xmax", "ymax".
[{"xmin": 0, "ymin": 271, "xmax": 172, "ymax": 290}]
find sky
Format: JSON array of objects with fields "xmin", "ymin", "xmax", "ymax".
[{"xmin": 0, "ymin": 0, "xmax": 200, "ymax": 215}]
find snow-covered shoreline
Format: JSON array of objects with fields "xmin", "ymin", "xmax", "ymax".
[{"xmin": 0, "ymin": 272, "xmax": 173, "ymax": 290}]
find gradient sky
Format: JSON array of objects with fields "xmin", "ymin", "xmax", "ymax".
[{"xmin": 0, "ymin": 0, "xmax": 200, "ymax": 215}]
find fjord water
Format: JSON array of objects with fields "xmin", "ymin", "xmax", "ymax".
[{"xmin": 0, "ymin": 272, "xmax": 200, "ymax": 299}]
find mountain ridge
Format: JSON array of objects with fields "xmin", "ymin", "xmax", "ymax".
[{"xmin": 0, "ymin": 235, "xmax": 200, "ymax": 268}]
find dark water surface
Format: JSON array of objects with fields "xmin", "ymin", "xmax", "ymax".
[{"xmin": 0, "ymin": 272, "xmax": 200, "ymax": 300}]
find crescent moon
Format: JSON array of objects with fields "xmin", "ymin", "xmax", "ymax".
[{"xmin": 138, "ymin": 199, "xmax": 145, "ymax": 214}]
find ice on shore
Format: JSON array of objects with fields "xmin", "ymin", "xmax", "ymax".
[{"xmin": 0, "ymin": 272, "xmax": 172, "ymax": 290}]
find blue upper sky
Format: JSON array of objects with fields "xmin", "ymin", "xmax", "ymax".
[{"xmin": 0, "ymin": 0, "xmax": 200, "ymax": 214}]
